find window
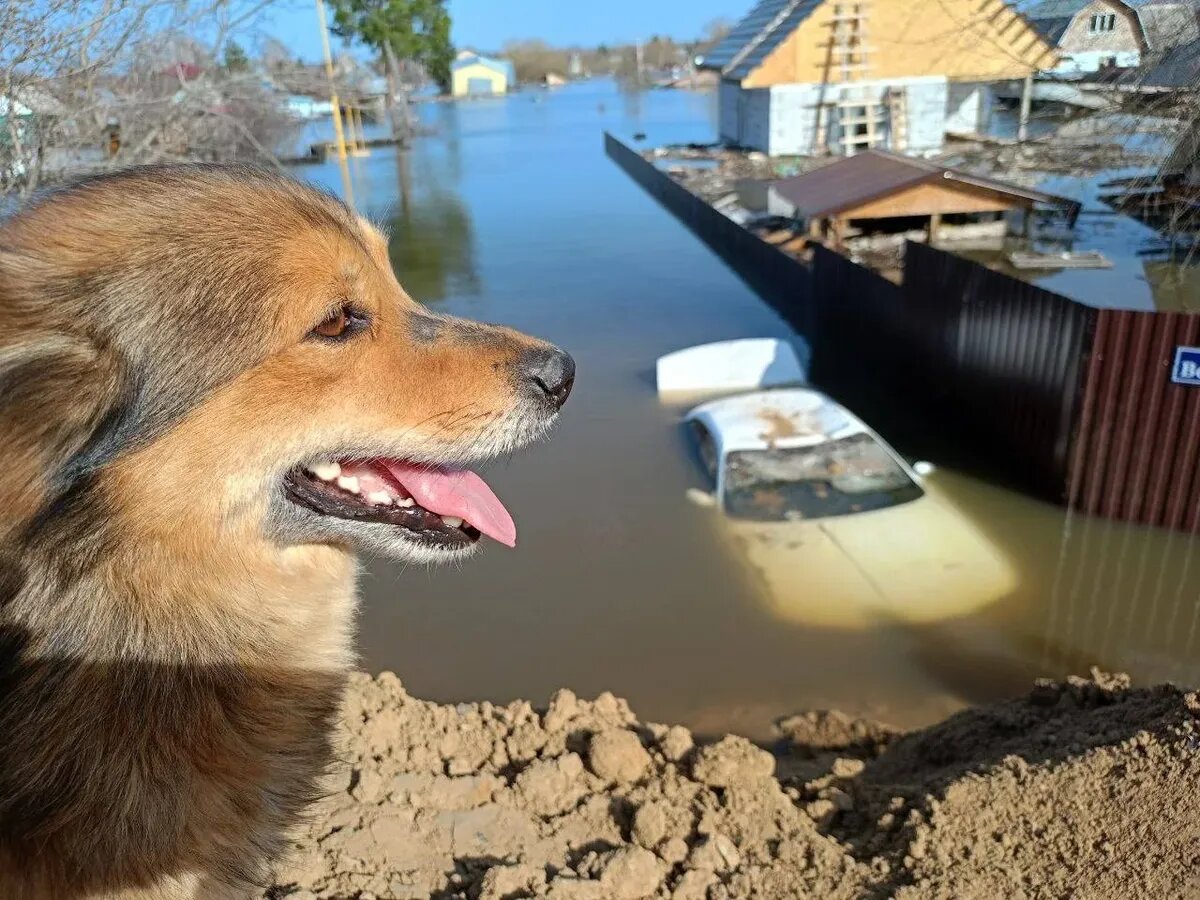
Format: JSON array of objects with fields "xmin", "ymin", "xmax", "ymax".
[
  {"xmin": 690, "ymin": 422, "xmax": 719, "ymax": 485},
  {"xmin": 721, "ymin": 433, "xmax": 924, "ymax": 522},
  {"xmin": 1090, "ymin": 12, "xmax": 1117, "ymax": 32}
]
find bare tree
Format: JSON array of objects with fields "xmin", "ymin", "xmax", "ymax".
[{"xmin": 0, "ymin": 0, "xmax": 299, "ymax": 199}]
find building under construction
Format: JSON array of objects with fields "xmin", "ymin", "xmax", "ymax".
[{"xmin": 699, "ymin": 0, "xmax": 1058, "ymax": 156}]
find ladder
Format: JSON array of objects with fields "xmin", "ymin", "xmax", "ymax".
[
  {"xmin": 829, "ymin": 1, "xmax": 871, "ymax": 83},
  {"xmin": 815, "ymin": 1, "xmax": 878, "ymax": 155},
  {"xmin": 885, "ymin": 86, "xmax": 908, "ymax": 152}
]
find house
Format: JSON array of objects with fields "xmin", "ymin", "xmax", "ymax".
[
  {"xmin": 285, "ymin": 96, "xmax": 335, "ymax": 119},
  {"xmin": 450, "ymin": 53, "xmax": 514, "ymax": 97},
  {"xmin": 699, "ymin": 0, "xmax": 1057, "ymax": 157},
  {"xmin": 767, "ymin": 149, "xmax": 1081, "ymax": 244},
  {"xmin": 1027, "ymin": 0, "xmax": 1200, "ymax": 74}
]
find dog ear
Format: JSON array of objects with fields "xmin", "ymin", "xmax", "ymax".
[{"xmin": 0, "ymin": 327, "xmax": 128, "ymax": 543}]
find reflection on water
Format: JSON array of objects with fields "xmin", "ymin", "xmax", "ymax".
[
  {"xmin": 928, "ymin": 470, "xmax": 1200, "ymax": 690},
  {"xmin": 386, "ymin": 152, "xmax": 480, "ymax": 303},
  {"xmin": 296, "ymin": 80, "xmax": 1199, "ymax": 739}
]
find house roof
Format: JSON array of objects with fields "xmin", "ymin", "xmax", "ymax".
[
  {"xmin": 1028, "ymin": 15, "xmax": 1074, "ymax": 43},
  {"xmin": 769, "ymin": 150, "xmax": 1080, "ymax": 219},
  {"xmin": 451, "ymin": 54, "xmax": 515, "ymax": 80},
  {"xmin": 1138, "ymin": 35, "xmax": 1200, "ymax": 85},
  {"xmin": 698, "ymin": 0, "xmax": 822, "ymax": 80},
  {"xmin": 1026, "ymin": 0, "xmax": 1199, "ymax": 51},
  {"xmin": 1137, "ymin": 2, "xmax": 1200, "ymax": 48}
]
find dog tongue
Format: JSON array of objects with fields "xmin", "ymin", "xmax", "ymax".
[{"xmin": 380, "ymin": 461, "xmax": 516, "ymax": 547}]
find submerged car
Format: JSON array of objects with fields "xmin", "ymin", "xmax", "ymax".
[{"xmin": 683, "ymin": 388, "xmax": 1017, "ymax": 628}]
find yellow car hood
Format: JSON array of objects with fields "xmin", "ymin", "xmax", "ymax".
[{"xmin": 729, "ymin": 493, "xmax": 1017, "ymax": 628}]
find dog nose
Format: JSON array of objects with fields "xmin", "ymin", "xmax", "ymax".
[{"xmin": 522, "ymin": 346, "xmax": 575, "ymax": 410}]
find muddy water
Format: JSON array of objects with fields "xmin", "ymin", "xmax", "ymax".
[{"xmin": 299, "ymin": 80, "xmax": 1199, "ymax": 739}]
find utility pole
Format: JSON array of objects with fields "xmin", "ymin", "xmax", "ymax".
[
  {"xmin": 1018, "ymin": 73, "xmax": 1033, "ymax": 143},
  {"xmin": 315, "ymin": 0, "xmax": 354, "ymax": 207},
  {"xmin": 635, "ymin": 38, "xmax": 644, "ymax": 85}
]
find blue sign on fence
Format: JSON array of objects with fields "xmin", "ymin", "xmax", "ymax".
[{"xmin": 1172, "ymin": 347, "xmax": 1200, "ymax": 386}]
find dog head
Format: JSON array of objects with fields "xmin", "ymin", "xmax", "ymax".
[{"xmin": 0, "ymin": 165, "xmax": 573, "ymax": 566}]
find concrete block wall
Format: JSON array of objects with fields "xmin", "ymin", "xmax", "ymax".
[
  {"xmin": 945, "ymin": 82, "xmax": 995, "ymax": 135},
  {"xmin": 718, "ymin": 80, "xmax": 740, "ymax": 144},
  {"xmin": 901, "ymin": 77, "xmax": 949, "ymax": 154},
  {"xmin": 770, "ymin": 76, "xmax": 947, "ymax": 156}
]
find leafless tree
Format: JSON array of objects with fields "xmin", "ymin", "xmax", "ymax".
[{"xmin": 0, "ymin": 0, "xmax": 302, "ymax": 199}]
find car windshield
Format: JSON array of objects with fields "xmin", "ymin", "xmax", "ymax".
[{"xmin": 722, "ymin": 433, "xmax": 923, "ymax": 522}]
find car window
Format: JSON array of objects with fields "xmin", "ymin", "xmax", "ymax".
[
  {"xmin": 723, "ymin": 432, "xmax": 923, "ymax": 522},
  {"xmin": 690, "ymin": 421, "xmax": 719, "ymax": 486}
]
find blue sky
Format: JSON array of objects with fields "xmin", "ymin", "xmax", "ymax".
[{"xmin": 253, "ymin": 0, "xmax": 740, "ymax": 61}]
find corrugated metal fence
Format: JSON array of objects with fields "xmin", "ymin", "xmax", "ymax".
[
  {"xmin": 607, "ymin": 133, "xmax": 1200, "ymax": 527},
  {"xmin": 1070, "ymin": 311, "xmax": 1200, "ymax": 528}
]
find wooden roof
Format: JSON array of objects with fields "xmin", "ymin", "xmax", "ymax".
[{"xmin": 770, "ymin": 151, "xmax": 1081, "ymax": 220}]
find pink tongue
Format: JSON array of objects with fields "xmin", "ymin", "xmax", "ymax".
[{"xmin": 380, "ymin": 461, "xmax": 517, "ymax": 548}]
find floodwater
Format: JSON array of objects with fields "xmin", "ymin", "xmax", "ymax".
[{"xmin": 298, "ymin": 80, "xmax": 1199, "ymax": 739}]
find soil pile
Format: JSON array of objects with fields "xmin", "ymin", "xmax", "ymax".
[{"xmin": 265, "ymin": 670, "xmax": 1200, "ymax": 899}]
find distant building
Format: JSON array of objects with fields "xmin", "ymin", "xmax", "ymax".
[
  {"xmin": 450, "ymin": 53, "xmax": 515, "ymax": 97},
  {"xmin": 1027, "ymin": 0, "xmax": 1199, "ymax": 74},
  {"xmin": 698, "ymin": 0, "xmax": 1057, "ymax": 157},
  {"xmin": 568, "ymin": 53, "xmax": 584, "ymax": 78},
  {"xmin": 285, "ymin": 96, "xmax": 334, "ymax": 119}
]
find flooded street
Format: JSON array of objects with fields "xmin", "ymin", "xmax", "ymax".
[{"xmin": 300, "ymin": 80, "xmax": 1198, "ymax": 739}]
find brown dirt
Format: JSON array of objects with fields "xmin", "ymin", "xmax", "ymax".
[{"xmin": 264, "ymin": 670, "xmax": 1200, "ymax": 900}]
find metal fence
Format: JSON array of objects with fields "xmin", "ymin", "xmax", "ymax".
[{"xmin": 1069, "ymin": 310, "xmax": 1200, "ymax": 528}]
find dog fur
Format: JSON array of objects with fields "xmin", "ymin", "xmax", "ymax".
[{"xmin": 0, "ymin": 165, "xmax": 570, "ymax": 898}]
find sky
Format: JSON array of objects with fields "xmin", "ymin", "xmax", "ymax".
[{"xmin": 253, "ymin": 0, "xmax": 741, "ymax": 62}]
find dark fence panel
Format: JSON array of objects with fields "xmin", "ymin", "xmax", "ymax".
[
  {"xmin": 604, "ymin": 133, "xmax": 813, "ymax": 335},
  {"xmin": 901, "ymin": 242, "xmax": 1098, "ymax": 500},
  {"xmin": 806, "ymin": 244, "xmax": 909, "ymax": 418},
  {"xmin": 1069, "ymin": 310, "xmax": 1200, "ymax": 528}
]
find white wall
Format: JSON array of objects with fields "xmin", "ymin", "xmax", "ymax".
[{"xmin": 717, "ymin": 75, "xmax": 950, "ymax": 156}]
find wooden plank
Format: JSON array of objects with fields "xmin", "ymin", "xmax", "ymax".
[{"xmin": 841, "ymin": 181, "xmax": 1026, "ymax": 219}]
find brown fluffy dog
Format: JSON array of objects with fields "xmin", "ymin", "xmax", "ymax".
[{"xmin": 0, "ymin": 165, "xmax": 573, "ymax": 899}]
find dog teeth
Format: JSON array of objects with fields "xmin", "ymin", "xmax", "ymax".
[
  {"xmin": 336, "ymin": 475, "xmax": 360, "ymax": 494},
  {"xmin": 308, "ymin": 462, "xmax": 341, "ymax": 481},
  {"xmin": 442, "ymin": 516, "xmax": 463, "ymax": 528},
  {"xmin": 367, "ymin": 491, "xmax": 393, "ymax": 506},
  {"xmin": 395, "ymin": 497, "xmax": 415, "ymax": 508}
]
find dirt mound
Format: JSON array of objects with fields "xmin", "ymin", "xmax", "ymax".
[{"xmin": 265, "ymin": 670, "xmax": 1200, "ymax": 900}]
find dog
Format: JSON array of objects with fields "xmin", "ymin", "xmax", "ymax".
[{"xmin": 0, "ymin": 164, "xmax": 574, "ymax": 899}]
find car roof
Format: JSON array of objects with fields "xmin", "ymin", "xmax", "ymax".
[{"xmin": 685, "ymin": 388, "xmax": 867, "ymax": 455}]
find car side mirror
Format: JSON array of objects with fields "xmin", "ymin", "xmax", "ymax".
[
  {"xmin": 913, "ymin": 461, "xmax": 936, "ymax": 477},
  {"xmin": 686, "ymin": 487, "xmax": 717, "ymax": 508}
]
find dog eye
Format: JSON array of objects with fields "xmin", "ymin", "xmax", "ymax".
[{"xmin": 310, "ymin": 305, "xmax": 367, "ymax": 341}]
